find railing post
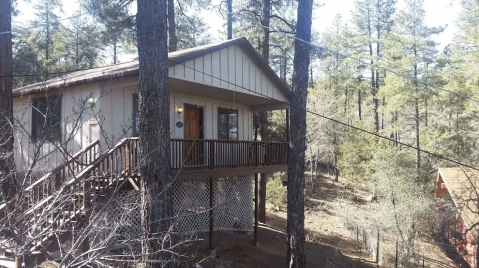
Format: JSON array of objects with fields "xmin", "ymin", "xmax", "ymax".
[
  {"xmin": 126, "ymin": 141, "xmax": 131, "ymax": 173},
  {"xmin": 209, "ymin": 141, "xmax": 215, "ymax": 170},
  {"xmin": 266, "ymin": 143, "xmax": 270, "ymax": 166},
  {"xmin": 255, "ymin": 142, "xmax": 259, "ymax": 167}
]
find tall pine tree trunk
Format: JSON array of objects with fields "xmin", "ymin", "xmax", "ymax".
[
  {"xmin": 287, "ymin": 0, "xmax": 313, "ymax": 266},
  {"xmin": 358, "ymin": 90, "xmax": 361, "ymax": 121},
  {"xmin": 414, "ymin": 59, "xmax": 420, "ymax": 170},
  {"xmin": 0, "ymin": 0, "xmax": 15, "ymax": 201},
  {"xmin": 167, "ymin": 0, "xmax": 177, "ymax": 52},
  {"xmin": 0, "ymin": 1, "xmax": 20, "ymax": 266},
  {"xmin": 137, "ymin": 0, "xmax": 174, "ymax": 266},
  {"xmin": 258, "ymin": 0, "xmax": 270, "ymax": 224},
  {"xmin": 227, "ymin": 0, "xmax": 232, "ymax": 39},
  {"xmin": 367, "ymin": 8, "xmax": 379, "ymax": 132}
]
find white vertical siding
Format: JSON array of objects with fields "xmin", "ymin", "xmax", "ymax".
[
  {"xmin": 169, "ymin": 44, "xmax": 288, "ymax": 103},
  {"xmin": 170, "ymin": 91, "xmax": 251, "ymax": 140},
  {"xmin": 12, "ymin": 42, "xmax": 290, "ymax": 174},
  {"xmin": 13, "ymin": 83, "xmax": 102, "ymax": 176}
]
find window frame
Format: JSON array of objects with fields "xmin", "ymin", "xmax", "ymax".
[
  {"xmin": 217, "ymin": 108, "xmax": 239, "ymax": 140},
  {"xmin": 31, "ymin": 94, "xmax": 62, "ymax": 143}
]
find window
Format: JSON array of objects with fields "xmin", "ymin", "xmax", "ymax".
[
  {"xmin": 32, "ymin": 95, "xmax": 62, "ymax": 142},
  {"xmin": 132, "ymin": 94, "xmax": 139, "ymax": 137},
  {"xmin": 218, "ymin": 109, "xmax": 238, "ymax": 140}
]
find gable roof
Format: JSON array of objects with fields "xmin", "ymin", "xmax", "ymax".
[
  {"xmin": 13, "ymin": 37, "xmax": 290, "ymax": 98},
  {"xmin": 438, "ymin": 167, "xmax": 479, "ymax": 238}
]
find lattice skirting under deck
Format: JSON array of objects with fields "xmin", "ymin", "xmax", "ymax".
[
  {"xmin": 173, "ymin": 174, "xmax": 254, "ymax": 234},
  {"xmin": 102, "ymin": 173, "xmax": 254, "ymax": 243}
]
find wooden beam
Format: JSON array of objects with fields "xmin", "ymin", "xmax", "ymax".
[
  {"xmin": 251, "ymin": 103, "xmax": 290, "ymax": 112},
  {"xmin": 286, "ymin": 109, "xmax": 290, "ymax": 143},
  {"xmin": 172, "ymin": 165, "xmax": 288, "ymax": 181}
]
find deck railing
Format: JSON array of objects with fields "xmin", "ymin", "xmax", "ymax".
[
  {"xmin": 170, "ymin": 139, "xmax": 288, "ymax": 172},
  {"xmin": 25, "ymin": 140, "xmax": 101, "ymax": 208},
  {"xmin": 1, "ymin": 138, "xmax": 288, "ymax": 251}
]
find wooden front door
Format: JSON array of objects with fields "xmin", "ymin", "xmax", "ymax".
[
  {"xmin": 185, "ymin": 107, "xmax": 202, "ymax": 139},
  {"xmin": 185, "ymin": 107, "xmax": 203, "ymax": 166}
]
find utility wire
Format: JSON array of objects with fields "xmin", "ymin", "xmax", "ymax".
[
  {"xmin": 0, "ymin": 63, "xmax": 134, "ymax": 79},
  {"xmin": 228, "ymin": 10, "xmax": 479, "ymax": 104},
  {"xmin": 169, "ymin": 58, "xmax": 479, "ymax": 172},
  {"xmin": 5, "ymin": 8, "xmax": 478, "ymax": 105},
  {"xmin": 0, "ymin": 11, "xmax": 89, "ymax": 36},
  {"xmin": 1, "ymin": 9, "xmax": 476, "ymax": 170}
]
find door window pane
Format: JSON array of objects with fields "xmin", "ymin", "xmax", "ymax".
[{"xmin": 218, "ymin": 109, "xmax": 238, "ymax": 140}]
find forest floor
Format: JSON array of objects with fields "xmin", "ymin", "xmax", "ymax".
[{"xmin": 193, "ymin": 173, "xmax": 456, "ymax": 268}]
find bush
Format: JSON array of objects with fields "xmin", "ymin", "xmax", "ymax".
[{"xmin": 266, "ymin": 172, "xmax": 287, "ymax": 206}]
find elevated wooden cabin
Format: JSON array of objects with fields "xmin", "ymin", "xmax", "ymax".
[{"xmin": 5, "ymin": 37, "xmax": 290, "ymax": 264}]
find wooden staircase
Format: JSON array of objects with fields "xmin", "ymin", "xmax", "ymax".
[
  {"xmin": 0, "ymin": 137, "xmax": 288, "ymax": 265},
  {"xmin": 0, "ymin": 138, "xmax": 141, "ymax": 264}
]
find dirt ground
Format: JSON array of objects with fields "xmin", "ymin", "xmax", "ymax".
[{"xmin": 190, "ymin": 175, "xmax": 456, "ymax": 268}]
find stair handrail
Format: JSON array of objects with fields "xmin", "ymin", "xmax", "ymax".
[
  {"xmin": 25, "ymin": 140, "xmax": 101, "ymax": 192},
  {"xmin": 66, "ymin": 137, "xmax": 139, "ymax": 186}
]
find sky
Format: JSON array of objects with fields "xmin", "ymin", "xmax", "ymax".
[
  {"xmin": 15, "ymin": 0, "xmax": 463, "ymax": 58},
  {"xmin": 313, "ymin": 0, "xmax": 460, "ymax": 52}
]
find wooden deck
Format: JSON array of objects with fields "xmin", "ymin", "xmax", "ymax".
[{"xmin": 170, "ymin": 139, "xmax": 288, "ymax": 179}]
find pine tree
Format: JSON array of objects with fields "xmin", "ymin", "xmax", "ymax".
[
  {"xmin": 351, "ymin": 0, "xmax": 396, "ymax": 132},
  {"xmin": 0, "ymin": 0, "xmax": 15, "ymax": 199},
  {"xmin": 66, "ymin": 11, "xmax": 101, "ymax": 69},
  {"xmin": 175, "ymin": 0, "xmax": 212, "ymax": 50},
  {"xmin": 287, "ymin": 0, "xmax": 313, "ymax": 266},
  {"xmin": 137, "ymin": 0, "xmax": 174, "ymax": 266},
  {"xmin": 32, "ymin": 0, "xmax": 63, "ymax": 73},
  {"xmin": 381, "ymin": 0, "xmax": 443, "ymax": 172}
]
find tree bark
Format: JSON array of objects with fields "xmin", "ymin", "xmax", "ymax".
[
  {"xmin": 257, "ymin": 0, "xmax": 270, "ymax": 224},
  {"xmin": 0, "ymin": 0, "xmax": 15, "ymax": 200},
  {"xmin": 366, "ymin": 7, "xmax": 379, "ymax": 132},
  {"xmin": 287, "ymin": 0, "xmax": 313, "ymax": 266},
  {"xmin": 260, "ymin": 0, "xmax": 270, "ymax": 63},
  {"xmin": 167, "ymin": 0, "xmax": 177, "ymax": 52},
  {"xmin": 227, "ymin": 0, "xmax": 232, "ymax": 39},
  {"xmin": 358, "ymin": 90, "xmax": 362, "ymax": 121},
  {"xmin": 137, "ymin": 0, "xmax": 174, "ymax": 266},
  {"xmin": 414, "ymin": 60, "xmax": 420, "ymax": 170},
  {"xmin": 0, "ymin": 1, "xmax": 18, "ymax": 266}
]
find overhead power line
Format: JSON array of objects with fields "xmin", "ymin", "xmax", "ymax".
[
  {"xmin": 228, "ymin": 10, "xmax": 479, "ymax": 104},
  {"xmin": 0, "ymin": 63, "xmax": 126, "ymax": 79},
  {"xmin": 0, "ymin": 12, "xmax": 89, "ymax": 36},
  {"xmin": 1, "ymin": 10, "xmax": 476, "ymax": 170},
  {"xmin": 4, "ymin": 6, "xmax": 479, "ymax": 105},
  {"xmin": 169, "ymin": 58, "xmax": 479, "ymax": 172}
]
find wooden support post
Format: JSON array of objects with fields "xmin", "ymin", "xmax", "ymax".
[
  {"xmin": 209, "ymin": 141, "xmax": 214, "ymax": 170},
  {"xmin": 82, "ymin": 181, "xmax": 91, "ymax": 255},
  {"xmin": 356, "ymin": 225, "xmax": 359, "ymax": 249},
  {"xmin": 255, "ymin": 143, "xmax": 259, "ymax": 167},
  {"xmin": 259, "ymin": 173, "xmax": 267, "ymax": 224},
  {"xmin": 395, "ymin": 236, "xmax": 398, "ymax": 268},
  {"xmin": 208, "ymin": 177, "xmax": 214, "ymax": 250},
  {"xmin": 254, "ymin": 173, "xmax": 259, "ymax": 244},
  {"xmin": 376, "ymin": 227, "xmax": 380, "ymax": 267},
  {"xmin": 15, "ymin": 241, "xmax": 21, "ymax": 268}
]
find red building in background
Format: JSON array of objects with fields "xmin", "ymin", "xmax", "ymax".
[{"xmin": 436, "ymin": 168, "xmax": 478, "ymax": 268}]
